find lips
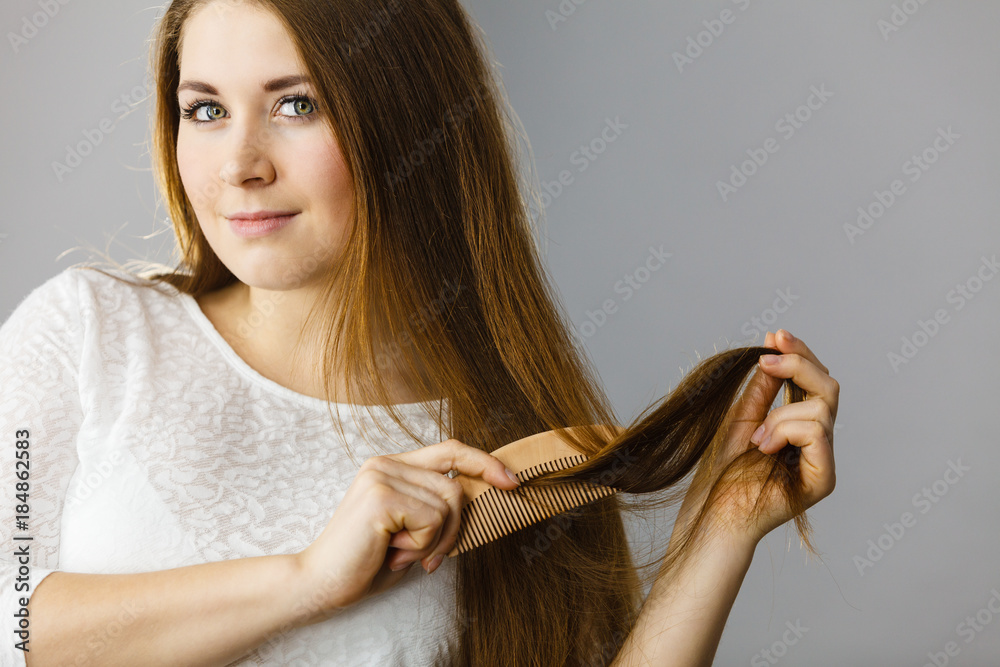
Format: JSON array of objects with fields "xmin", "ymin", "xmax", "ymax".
[
  {"xmin": 226, "ymin": 210, "xmax": 299, "ymax": 221},
  {"xmin": 226, "ymin": 211, "xmax": 299, "ymax": 238}
]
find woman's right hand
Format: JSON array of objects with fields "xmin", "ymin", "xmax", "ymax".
[{"xmin": 294, "ymin": 438, "xmax": 520, "ymax": 617}]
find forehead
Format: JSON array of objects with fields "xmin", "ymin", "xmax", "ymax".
[{"xmin": 178, "ymin": 2, "xmax": 305, "ymax": 78}]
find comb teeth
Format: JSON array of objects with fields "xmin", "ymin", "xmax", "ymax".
[{"xmin": 452, "ymin": 454, "xmax": 617, "ymax": 554}]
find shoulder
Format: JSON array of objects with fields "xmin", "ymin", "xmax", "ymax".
[
  {"xmin": 70, "ymin": 264, "xmax": 180, "ymax": 306},
  {"xmin": 66, "ymin": 265, "xmax": 194, "ymax": 328},
  {"xmin": 0, "ymin": 267, "xmax": 92, "ymax": 376},
  {"xmin": 7, "ymin": 265, "xmax": 179, "ymax": 314},
  {"xmin": 8, "ymin": 266, "xmax": 85, "ymax": 312},
  {"xmin": 2, "ymin": 265, "xmax": 186, "ymax": 349},
  {"xmin": 1, "ymin": 267, "xmax": 88, "ymax": 339}
]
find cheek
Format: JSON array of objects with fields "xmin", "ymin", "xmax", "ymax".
[
  {"xmin": 296, "ymin": 134, "xmax": 352, "ymax": 209},
  {"xmin": 176, "ymin": 132, "xmax": 217, "ymax": 211},
  {"xmin": 294, "ymin": 135, "xmax": 354, "ymax": 256}
]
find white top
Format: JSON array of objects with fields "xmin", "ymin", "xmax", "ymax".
[{"xmin": 0, "ymin": 267, "xmax": 459, "ymax": 666}]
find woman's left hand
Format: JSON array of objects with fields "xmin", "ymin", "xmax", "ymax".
[{"xmin": 674, "ymin": 329, "xmax": 839, "ymax": 548}]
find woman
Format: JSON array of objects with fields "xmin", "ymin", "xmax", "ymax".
[{"xmin": 1, "ymin": 0, "xmax": 838, "ymax": 665}]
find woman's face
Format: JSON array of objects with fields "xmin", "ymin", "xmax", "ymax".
[{"xmin": 176, "ymin": 1, "xmax": 353, "ymax": 291}]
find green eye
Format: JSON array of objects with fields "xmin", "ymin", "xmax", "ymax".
[
  {"xmin": 180, "ymin": 95, "xmax": 316, "ymax": 124},
  {"xmin": 279, "ymin": 96, "xmax": 315, "ymax": 118},
  {"xmin": 180, "ymin": 101, "xmax": 229, "ymax": 124}
]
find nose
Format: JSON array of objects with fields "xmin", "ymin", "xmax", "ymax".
[{"xmin": 219, "ymin": 125, "xmax": 275, "ymax": 187}]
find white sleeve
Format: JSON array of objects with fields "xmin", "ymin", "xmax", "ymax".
[{"xmin": 0, "ymin": 270, "xmax": 85, "ymax": 664}]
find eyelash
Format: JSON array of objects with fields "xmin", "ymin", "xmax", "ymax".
[{"xmin": 179, "ymin": 91, "xmax": 318, "ymax": 125}]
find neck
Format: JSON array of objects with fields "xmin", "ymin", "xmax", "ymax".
[{"xmin": 204, "ymin": 279, "xmax": 435, "ymax": 405}]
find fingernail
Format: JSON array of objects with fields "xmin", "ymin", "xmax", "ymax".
[
  {"xmin": 391, "ymin": 559, "xmax": 414, "ymax": 572},
  {"xmin": 505, "ymin": 467, "xmax": 520, "ymax": 485},
  {"xmin": 760, "ymin": 354, "xmax": 779, "ymax": 365},
  {"xmin": 780, "ymin": 329, "xmax": 796, "ymax": 342},
  {"xmin": 759, "ymin": 434, "xmax": 772, "ymax": 451},
  {"xmin": 424, "ymin": 553, "xmax": 444, "ymax": 574},
  {"xmin": 751, "ymin": 424, "xmax": 765, "ymax": 444}
]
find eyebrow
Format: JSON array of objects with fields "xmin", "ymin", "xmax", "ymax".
[{"xmin": 176, "ymin": 74, "xmax": 311, "ymax": 95}]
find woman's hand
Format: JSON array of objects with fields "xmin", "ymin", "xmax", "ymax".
[
  {"xmin": 294, "ymin": 439, "xmax": 519, "ymax": 617},
  {"xmin": 675, "ymin": 329, "xmax": 839, "ymax": 548}
]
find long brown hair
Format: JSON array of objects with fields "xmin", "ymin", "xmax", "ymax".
[{"xmin": 79, "ymin": 0, "xmax": 817, "ymax": 663}]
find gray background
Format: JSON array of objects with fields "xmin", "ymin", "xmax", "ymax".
[{"xmin": 2, "ymin": 1, "xmax": 999, "ymax": 664}]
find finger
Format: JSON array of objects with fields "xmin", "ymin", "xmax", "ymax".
[
  {"xmin": 717, "ymin": 331, "xmax": 822, "ymax": 451},
  {"xmin": 365, "ymin": 455, "xmax": 467, "ymax": 514},
  {"xmin": 764, "ymin": 331, "xmax": 840, "ymax": 422},
  {"xmin": 757, "ymin": 420, "xmax": 836, "ymax": 501},
  {"xmin": 757, "ymin": 352, "xmax": 839, "ymax": 410},
  {"xmin": 388, "ymin": 439, "xmax": 519, "ymax": 491},
  {"xmin": 724, "ymin": 328, "xmax": 784, "ymax": 428},
  {"xmin": 728, "ymin": 362, "xmax": 783, "ymax": 430},
  {"xmin": 362, "ymin": 474, "xmax": 451, "ymax": 563},
  {"xmin": 379, "ymin": 441, "xmax": 517, "ymax": 570},
  {"xmin": 772, "ymin": 329, "xmax": 829, "ymax": 375},
  {"xmin": 720, "ymin": 357, "xmax": 787, "ymax": 464},
  {"xmin": 749, "ymin": 399, "xmax": 834, "ymax": 450},
  {"xmin": 367, "ymin": 456, "xmax": 466, "ymax": 564}
]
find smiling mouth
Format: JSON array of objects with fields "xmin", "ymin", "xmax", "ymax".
[{"xmin": 227, "ymin": 212, "xmax": 299, "ymax": 238}]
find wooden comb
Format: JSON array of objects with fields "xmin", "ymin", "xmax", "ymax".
[{"xmin": 447, "ymin": 423, "xmax": 625, "ymax": 557}]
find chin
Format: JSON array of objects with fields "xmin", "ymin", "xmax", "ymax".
[
  {"xmin": 231, "ymin": 261, "xmax": 329, "ymax": 293},
  {"xmin": 209, "ymin": 233, "xmax": 341, "ymax": 291}
]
